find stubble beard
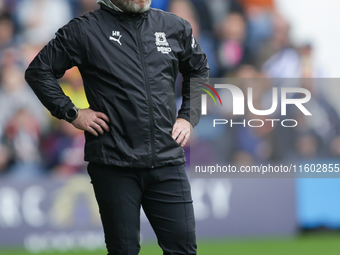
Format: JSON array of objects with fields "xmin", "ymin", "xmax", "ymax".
[{"xmin": 113, "ymin": 0, "xmax": 152, "ymax": 13}]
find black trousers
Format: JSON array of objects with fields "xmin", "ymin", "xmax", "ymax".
[{"xmin": 87, "ymin": 162, "xmax": 197, "ymax": 255}]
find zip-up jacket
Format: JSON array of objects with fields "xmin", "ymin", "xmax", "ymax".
[{"xmin": 25, "ymin": 5, "xmax": 209, "ymax": 168}]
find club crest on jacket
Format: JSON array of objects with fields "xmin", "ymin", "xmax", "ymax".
[{"xmin": 155, "ymin": 32, "xmax": 171, "ymax": 54}]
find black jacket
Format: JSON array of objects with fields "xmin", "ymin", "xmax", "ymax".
[{"xmin": 25, "ymin": 5, "xmax": 209, "ymax": 168}]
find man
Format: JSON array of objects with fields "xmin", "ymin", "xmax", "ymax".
[{"xmin": 25, "ymin": 0, "xmax": 209, "ymax": 254}]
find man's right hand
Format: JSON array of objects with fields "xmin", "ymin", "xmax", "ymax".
[{"xmin": 71, "ymin": 108, "xmax": 110, "ymax": 137}]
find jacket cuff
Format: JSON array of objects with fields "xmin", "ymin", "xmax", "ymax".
[{"xmin": 60, "ymin": 102, "xmax": 76, "ymax": 120}]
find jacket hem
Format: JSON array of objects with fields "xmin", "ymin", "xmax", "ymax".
[{"xmin": 84, "ymin": 156, "xmax": 186, "ymax": 168}]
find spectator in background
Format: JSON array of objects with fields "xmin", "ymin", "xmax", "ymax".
[
  {"xmin": 217, "ymin": 12, "xmax": 249, "ymax": 75},
  {"xmin": 2, "ymin": 108, "xmax": 43, "ymax": 178},
  {"xmin": 0, "ymin": 0, "xmax": 19, "ymax": 14},
  {"xmin": 16, "ymin": 0, "xmax": 72, "ymax": 45},
  {"xmin": 0, "ymin": 64, "xmax": 48, "ymax": 177},
  {"xmin": 239, "ymin": 0, "xmax": 275, "ymax": 60},
  {"xmin": 0, "ymin": 143, "xmax": 11, "ymax": 174},
  {"xmin": 0, "ymin": 13, "xmax": 15, "ymax": 53},
  {"xmin": 190, "ymin": 0, "xmax": 245, "ymax": 76},
  {"xmin": 189, "ymin": 0, "xmax": 214, "ymax": 34},
  {"xmin": 0, "ymin": 13, "xmax": 19, "ymax": 69},
  {"xmin": 0, "ymin": 0, "xmax": 8, "ymax": 14},
  {"xmin": 0, "ymin": 0, "xmax": 338, "ymax": 178},
  {"xmin": 1, "ymin": 47, "xmax": 22, "ymax": 71},
  {"xmin": 169, "ymin": 0, "xmax": 218, "ymax": 76},
  {"xmin": 270, "ymin": 79, "xmax": 340, "ymax": 161},
  {"xmin": 298, "ymin": 43, "xmax": 324, "ymax": 78},
  {"xmin": 298, "ymin": 80, "xmax": 340, "ymax": 158},
  {"xmin": 59, "ymin": 68, "xmax": 89, "ymax": 110},
  {"xmin": 204, "ymin": 0, "xmax": 244, "ymax": 31},
  {"xmin": 41, "ymin": 120, "xmax": 86, "ymax": 176},
  {"xmin": 0, "ymin": 64, "xmax": 48, "ymax": 133},
  {"xmin": 231, "ymin": 66, "xmax": 273, "ymax": 165},
  {"xmin": 71, "ymin": 0, "xmax": 98, "ymax": 16},
  {"xmin": 151, "ymin": 0, "xmax": 169, "ymax": 10},
  {"xmin": 260, "ymin": 14, "xmax": 301, "ymax": 78}
]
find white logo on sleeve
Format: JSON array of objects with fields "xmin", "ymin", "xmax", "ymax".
[
  {"xmin": 109, "ymin": 31, "xmax": 122, "ymax": 46},
  {"xmin": 155, "ymin": 32, "xmax": 172, "ymax": 54},
  {"xmin": 191, "ymin": 34, "xmax": 197, "ymax": 49}
]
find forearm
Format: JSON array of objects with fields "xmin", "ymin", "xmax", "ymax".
[
  {"xmin": 178, "ymin": 58, "xmax": 210, "ymax": 127},
  {"xmin": 177, "ymin": 18, "xmax": 210, "ymax": 127},
  {"xmin": 25, "ymin": 53, "xmax": 74, "ymax": 120},
  {"xmin": 25, "ymin": 18, "xmax": 85, "ymax": 120}
]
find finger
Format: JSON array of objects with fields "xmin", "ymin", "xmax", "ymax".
[
  {"xmin": 94, "ymin": 118, "xmax": 110, "ymax": 132},
  {"xmin": 176, "ymin": 130, "xmax": 187, "ymax": 144},
  {"xmin": 172, "ymin": 127, "xmax": 181, "ymax": 140},
  {"xmin": 172, "ymin": 123, "xmax": 178, "ymax": 136},
  {"xmin": 90, "ymin": 122, "xmax": 104, "ymax": 135},
  {"xmin": 181, "ymin": 133, "xmax": 190, "ymax": 147},
  {"xmin": 87, "ymin": 126, "xmax": 99, "ymax": 137},
  {"xmin": 96, "ymin": 112, "xmax": 110, "ymax": 123}
]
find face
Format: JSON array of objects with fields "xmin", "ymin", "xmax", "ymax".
[{"xmin": 112, "ymin": 0, "xmax": 152, "ymax": 13}]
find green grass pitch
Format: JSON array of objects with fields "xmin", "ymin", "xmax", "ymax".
[{"xmin": 1, "ymin": 233, "xmax": 340, "ymax": 255}]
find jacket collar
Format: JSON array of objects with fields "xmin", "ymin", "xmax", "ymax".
[{"xmin": 97, "ymin": 0, "xmax": 123, "ymax": 12}]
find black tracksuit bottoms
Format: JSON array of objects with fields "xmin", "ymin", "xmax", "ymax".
[{"xmin": 87, "ymin": 162, "xmax": 197, "ymax": 255}]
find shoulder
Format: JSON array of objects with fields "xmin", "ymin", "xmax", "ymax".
[
  {"xmin": 64, "ymin": 8, "xmax": 108, "ymax": 30},
  {"xmin": 71, "ymin": 9, "xmax": 101, "ymax": 25},
  {"xmin": 58, "ymin": 9, "xmax": 104, "ymax": 37},
  {"xmin": 149, "ymin": 8, "xmax": 191, "ymax": 31},
  {"xmin": 55, "ymin": 10, "xmax": 103, "ymax": 42}
]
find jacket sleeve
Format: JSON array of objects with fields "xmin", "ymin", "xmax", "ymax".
[
  {"xmin": 177, "ymin": 19, "xmax": 210, "ymax": 127},
  {"xmin": 24, "ymin": 18, "xmax": 86, "ymax": 120}
]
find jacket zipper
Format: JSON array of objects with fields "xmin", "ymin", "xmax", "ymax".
[{"xmin": 133, "ymin": 19, "xmax": 155, "ymax": 168}]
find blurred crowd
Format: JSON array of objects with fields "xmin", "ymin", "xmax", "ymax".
[{"xmin": 0, "ymin": 0, "xmax": 338, "ymax": 178}]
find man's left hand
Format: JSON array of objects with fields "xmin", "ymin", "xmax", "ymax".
[{"xmin": 172, "ymin": 118, "xmax": 193, "ymax": 147}]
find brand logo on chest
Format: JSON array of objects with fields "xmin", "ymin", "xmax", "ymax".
[{"xmin": 109, "ymin": 31, "xmax": 122, "ymax": 46}]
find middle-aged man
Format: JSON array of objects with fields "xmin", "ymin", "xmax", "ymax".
[{"xmin": 25, "ymin": 0, "xmax": 209, "ymax": 254}]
